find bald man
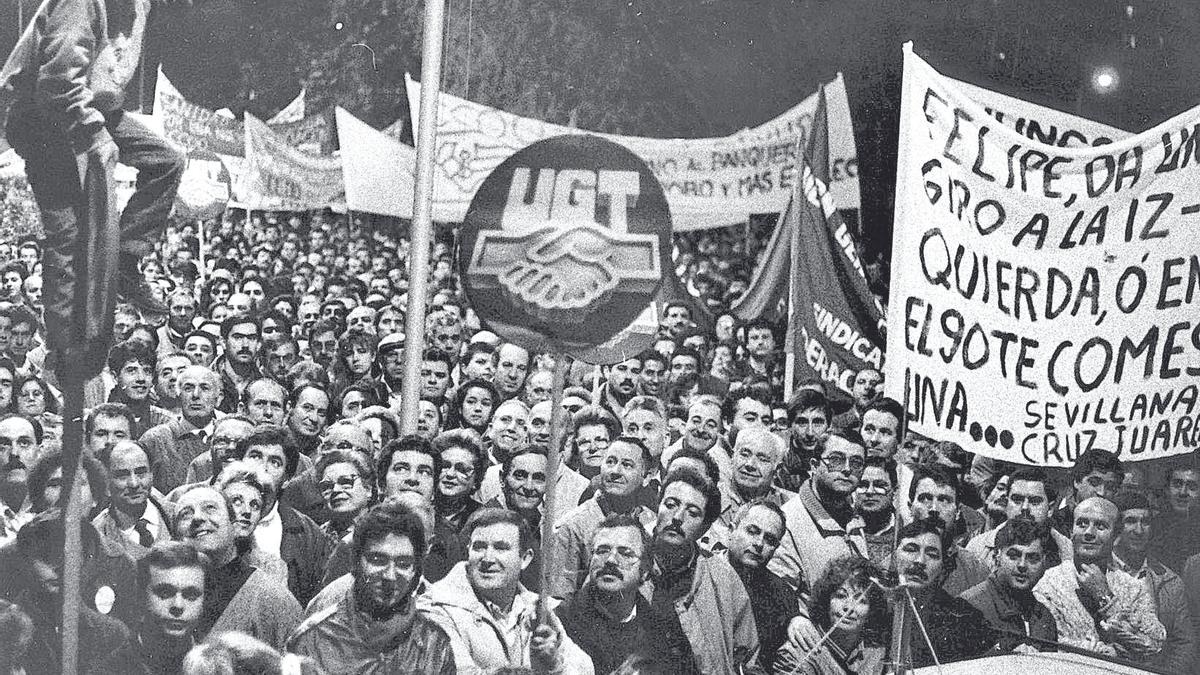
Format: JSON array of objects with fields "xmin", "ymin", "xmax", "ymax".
[
  {"xmin": 1034, "ymin": 497, "xmax": 1165, "ymax": 658},
  {"xmin": 140, "ymin": 366, "xmax": 224, "ymax": 493}
]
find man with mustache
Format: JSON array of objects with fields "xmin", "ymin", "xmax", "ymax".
[
  {"xmin": 549, "ymin": 437, "xmax": 656, "ymax": 600},
  {"xmin": 647, "ymin": 466, "xmax": 761, "ymax": 672},
  {"xmin": 106, "ymin": 339, "xmax": 173, "ymax": 437},
  {"xmin": 1111, "ymin": 492, "xmax": 1195, "ymax": 673},
  {"xmin": 597, "ymin": 355, "xmax": 641, "ymax": 420},
  {"xmin": 140, "ymin": 365, "xmax": 223, "ymax": 494},
  {"xmin": 421, "ymin": 508, "xmax": 593, "ymax": 673},
  {"xmin": 960, "ymin": 517, "xmax": 1058, "ymax": 654},
  {"xmin": 892, "ymin": 519, "xmax": 996, "ymax": 666},
  {"xmin": 636, "ymin": 348, "xmax": 667, "ymax": 398},
  {"xmin": 770, "ymin": 428, "xmax": 869, "ymax": 593},
  {"xmin": 555, "ymin": 514, "xmax": 671, "ymax": 673},
  {"xmin": 288, "ymin": 502, "xmax": 456, "ymax": 673},
  {"xmin": 721, "ymin": 500, "xmax": 796, "ymax": 671},
  {"xmin": 775, "ymin": 389, "xmax": 832, "ymax": 491},
  {"xmin": 172, "ymin": 484, "xmax": 301, "ymax": 649},
  {"xmin": 92, "ymin": 440, "xmax": 172, "ymax": 559},
  {"xmin": 1034, "ymin": 496, "xmax": 1165, "ymax": 658},
  {"xmin": 0, "ymin": 414, "xmax": 40, "ymax": 542},
  {"xmin": 214, "ymin": 314, "xmax": 262, "ymax": 414},
  {"xmin": 702, "ymin": 427, "xmax": 795, "ymax": 550}
]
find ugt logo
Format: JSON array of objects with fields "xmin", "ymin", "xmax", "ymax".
[{"xmin": 467, "ymin": 167, "xmax": 661, "ymax": 325}]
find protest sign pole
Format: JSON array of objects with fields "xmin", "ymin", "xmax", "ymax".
[
  {"xmin": 539, "ymin": 357, "xmax": 569, "ymax": 618},
  {"xmin": 399, "ymin": 0, "xmax": 446, "ymax": 435},
  {"xmin": 60, "ymin": 382, "xmax": 85, "ymax": 675}
]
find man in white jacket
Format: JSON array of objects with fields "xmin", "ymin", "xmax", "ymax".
[{"xmin": 419, "ymin": 507, "xmax": 594, "ymax": 674}]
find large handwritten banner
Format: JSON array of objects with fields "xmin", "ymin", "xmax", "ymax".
[
  {"xmin": 886, "ymin": 45, "xmax": 1200, "ymax": 466},
  {"xmin": 242, "ymin": 114, "xmax": 343, "ymax": 211},
  {"xmin": 406, "ymin": 74, "xmax": 859, "ymax": 229}
]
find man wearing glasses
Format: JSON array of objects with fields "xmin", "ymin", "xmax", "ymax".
[{"xmin": 769, "ymin": 427, "xmax": 869, "ymax": 593}]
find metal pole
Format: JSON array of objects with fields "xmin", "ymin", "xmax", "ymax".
[
  {"xmin": 539, "ymin": 357, "xmax": 568, "ymax": 617},
  {"xmin": 399, "ymin": 0, "xmax": 446, "ymax": 434}
]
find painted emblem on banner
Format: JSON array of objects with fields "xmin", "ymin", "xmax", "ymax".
[{"xmin": 461, "ymin": 135, "xmax": 673, "ymax": 352}]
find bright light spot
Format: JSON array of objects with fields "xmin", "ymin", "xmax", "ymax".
[
  {"xmin": 334, "ymin": 21, "xmax": 344, "ymax": 30},
  {"xmin": 1091, "ymin": 66, "xmax": 1120, "ymax": 94}
]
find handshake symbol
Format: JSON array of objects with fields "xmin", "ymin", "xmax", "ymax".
[{"xmin": 468, "ymin": 222, "xmax": 661, "ymax": 325}]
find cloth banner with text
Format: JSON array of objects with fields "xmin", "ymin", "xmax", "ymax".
[
  {"xmin": 405, "ymin": 74, "xmax": 859, "ymax": 229},
  {"xmin": 242, "ymin": 114, "xmax": 343, "ymax": 211},
  {"xmin": 886, "ymin": 44, "xmax": 1199, "ymax": 466}
]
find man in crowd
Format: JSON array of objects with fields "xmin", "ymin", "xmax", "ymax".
[
  {"xmin": 960, "ymin": 517, "xmax": 1058, "ymax": 653},
  {"xmin": 458, "ymin": 341, "xmax": 496, "ymax": 384},
  {"xmin": 771, "ymin": 428, "xmax": 868, "ymax": 592},
  {"xmin": 288, "ymin": 502, "xmax": 456, "ymax": 673},
  {"xmin": 731, "ymin": 318, "xmax": 777, "ymax": 381},
  {"xmin": 183, "ymin": 331, "xmax": 218, "ymax": 368},
  {"xmin": 86, "ymin": 402, "xmax": 134, "ymax": 459},
  {"xmin": 180, "ymin": 414, "xmax": 256, "ymax": 487},
  {"xmin": 106, "ymin": 339, "xmax": 173, "ymax": 437},
  {"xmin": 722, "ymin": 500, "xmax": 797, "ymax": 670},
  {"xmin": 153, "ymin": 351, "xmax": 190, "ymax": 415},
  {"xmin": 1051, "ymin": 448, "xmax": 1124, "ymax": 537},
  {"xmin": 421, "ymin": 508, "xmax": 593, "ymax": 673},
  {"xmin": 522, "ymin": 369, "xmax": 553, "ymax": 407},
  {"xmin": 550, "ymin": 437, "xmax": 656, "ymax": 599},
  {"xmin": 621, "ymin": 396, "xmax": 670, "ymax": 499},
  {"xmin": 213, "ymin": 314, "xmax": 263, "ymax": 415},
  {"xmin": 493, "ymin": 342, "xmax": 530, "ymax": 402},
  {"xmin": 860, "ymin": 396, "xmax": 902, "ymax": 461},
  {"xmin": 702, "ymin": 426, "xmax": 794, "ymax": 549},
  {"xmin": 907, "ymin": 464, "xmax": 989, "ymax": 595},
  {"xmin": 661, "ymin": 395, "xmax": 726, "ymax": 478},
  {"xmin": 1153, "ymin": 460, "xmax": 1200, "ymax": 574},
  {"xmin": 647, "ymin": 467, "xmax": 760, "ymax": 671},
  {"xmin": 598, "ymin": 355, "xmax": 641, "ymax": 420},
  {"xmin": 776, "ymin": 388, "xmax": 832, "ymax": 491},
  {"xmin": 1113, "ymin": 492, "xmax": 1194, "ymax": 673},
  {"xmin": 241, "ymin": 377, "xmax": 288, "ymax": 427},
  {"xmin": 637, "ymin": 348, "xmax": 667, "ymax": 398},
  {"xmin": 261, "ymin": 336, "xmax": 301, "ymax": 383},
  {"xmin": 893, "ymin": 519, "xmax": 996, "ymax": 666},
  {"xmin": 832, "ymin": 368, "xmax": 881, "ymax": 431},
  {"xmin": 0, "ymin": 415, "xmax": 41, "ymax": 540},
  {"xmin": 420, "ymin": 347, "xmax": 454, "ymax": 407},
  {"xmin": 162, "ymin": 291, "xmax": 199, "ymax": 352},
  {"xmin": 88, "ymin": 542, "xmax": 209, "ymax": 674},
  {"xmin": 140, "ymin": 365, "xmax": 223, "ymax": 493},
  {"xmin": 172, "ymin": 484, "xmax": 301, "ymax": 648},
  {"xmin": 1034, "ymin": 497, "xmax": 1164, "ymax": 658},
  {"xmin": 286, "ymin": 383, "xmax": 330, "ymax": 457},
  {"xmin": 92, "ymin": 440, "xmax": 173, "ymax": 559},
  {"xmin": 968, "ymin": 467, "xmax": 1073, "ymax": 567},
  {"xmin": 857, "ymin": 456, "xmax": 900, "ymax": 565}
]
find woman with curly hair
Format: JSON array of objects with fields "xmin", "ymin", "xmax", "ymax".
[
  {"xmin": 200, "ymin": 276, "xmax": 234, "ymax": 316},
  {"xmin": 445, "ymin": 378, "xmax": 498, "ymax": 435},
  {"xmin": 431, "ymin": 429, "xmax": 486, "ymax": 533},
  {"xmin": 329, "ymin": 331, "xmax": 379, "ymax": 395},
  {"xmin": 773, "ymin": 556, "xmax": 889, "ymax": 674}
]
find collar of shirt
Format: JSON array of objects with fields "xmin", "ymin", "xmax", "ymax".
[
  {"xmin": 482, "ymin": 589, "xmax": 536, "ymax": 630},
  {"xmin": 799, "ymin": 480, "xmax": 865, "ymax": 537},
  {"xmin": 253, "ymin": 502, "xmax": 284, "ymax": 556},
  {"xmin": 1111, "ymin": 551, "xmax": 1151, "ymax": 580},
  {"xmin": 180, "ymin": 418, "xmax": 217, "ymax": 440},
  {"xmin": 110, "ymin": 498, "xmax": 161, "ymax": 532}
]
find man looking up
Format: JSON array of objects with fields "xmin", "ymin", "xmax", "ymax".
[
  {"xmin": 288, "ymin": 502, "xmax": 456, "ymax": 674},
  {"xmin": 1034, "ymin": 497, "xmax": 1164, "ymax": 658}
]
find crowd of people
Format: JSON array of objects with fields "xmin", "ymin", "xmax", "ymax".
[{"xmin": 0, "ymin": 207, "xmax": 1193, "ymax": 675}]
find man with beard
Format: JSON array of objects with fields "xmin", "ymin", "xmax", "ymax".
[
  {"xmin": 702, "ymin": 427, "xmax": 794, "ymax": 550},
  {"xmin": 92, "ymin": 440, "xmax": 173, "ymax": 559},
  {"xmin": 555, "ymin": 515, "xmax": 671, "ymax": 673},
  {"xmin": 153, "ymin": 351, "xmax": 190, "ymax": 415},
  {"xmin": 161, "ymin": 290, "xmax": 199, "ymax": 352},
  {"xmin": 646, "ymin": 467, "xmax": 760, "ymax": 671},
  {"xmin": 0, "ymin": 512, "xmax": 133, "ymax": 674},
  {"xmin": 140, "ymin": 365, "xmax": 223, "ymax": 493},
  {"xmin": 1034, "ymin": 497, "xmax": 1164, "ymax": 658},
  {"xmin": 1113, "ymin": 492, "xmax": 1194, "ymax": 673},
  {"xmin": 421, "ymin": 508, "xmax": 593, "ymax": 673},
  {"xmin": 721, "ymin": 500, "xmax": 796, "ymax": 670},
  {"xmin": 856, "ymin": 456, "xmax": 900, "ymax": 566},
  {"xmin": 831, "ymin": 368, "xmax": 882, "ymax": 432},
  {"xmin": 960, "ymin": 517, "xmax": 1057, "ymax": 653},
  {"xmin": 241, "ymin": 377, "xmax": 288, "ymax": 427},
  {"xmin": 107, "ymin": 339, "xmax": 173, "ymax": 437},
  {"xmin": 172, "ymin": 485, "xmax": 301, "ymax": 648},
  {"xmin": 0, "ymin": 415, "xmax": 40, "ymax": 541},
  {"xmin": 892, "ymin": 519, "xmax": 996, "ymax": 666},
  {"xmin": 597, "ymin": 355, "xmax": 641, "ymax": 420},
  {"xmin": 288, "ymin": 502, "xmax": 456, "ymax": 673},
  {"xmin": 214, "ymin": 314, "xmax": 262, "ymax": 414},
  {"xmin": 637, "ymin": 348, "xmax": 667, "ymax": 398},
  {"xmin": 776, "ymin": 389, "xmax": 832, "ymax": 491},
  {"xmin": 286, "ymin": 383, "xmax": 330, "ymax": 458},
  {"xmin": 770, "ymin": 428, "xmax": 868, "ymax": 592},
  {"xmin": 492, "ymin": 342, "xmax": 531, "ymax": 402},
  {"xmin": 87, "ymin": 542, "xmax": 209, "ymax": 674},
  {"xmin": 550, "ymin": 438, "xmax": 656, "ymax": 600},
  {"xmin": 660, "ymin": 395, "xmax": 726, "ymax": 480}
]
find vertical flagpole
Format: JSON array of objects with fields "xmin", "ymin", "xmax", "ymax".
[
  {"xmin": 540, "ymin": 357, "xmax": 568, "ymax": 617},
  {"xmin": 400, "ymin": 0, "xmax": 446, "ymax": 434},
  {"xmin": 60, "ymin": 389, "xmax": 84, "ymax": 675},
  {"xmin": 782, "ymin": 114, "xmax": 808, "ymax": 403}
]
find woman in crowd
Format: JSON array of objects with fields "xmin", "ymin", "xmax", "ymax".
[
  {"xmin": 774, "ymin": 557, "xmax": 889, "ymax": 674},
  {"xmin": 200, "ymin": 276, "xmax": 234, "ymax": 315},
  {"xmin": 215, "ymin": 461, "xmax": 289, "ymax": 583},
  {"xmin": 13, "ymin": 373, "xmax": 61, "ymax": 446},
  {"xmin": 446, "ymin": 378, "xmax": 497, "ymax": 435},
  {"xmin": 314, "ymin": 449, "xmax": 376, "ymax": 543},
  {"xmin": 329, "ymin": 331, "xmax": 378, "ymax": 395},
  {"xmin": 432, "ymin": 429, "xmax": 486, "ymax": 533}
]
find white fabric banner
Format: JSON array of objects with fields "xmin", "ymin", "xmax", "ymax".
[
  {"xmin": 405, "ymin": 74, "xmax": 859, "ymax": 228},
  {"xmin": 242, "ymin": 113, "xmax": 343, "ymax": 211},
  {"xmin": 336, "ymin": 107, "xmax": 416, "ymax": 218},
  {"xmin": 886, "ymin": 44, "xmax": 1200, "ymax": 466}
]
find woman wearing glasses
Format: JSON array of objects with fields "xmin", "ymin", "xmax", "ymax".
[
  {"xmin": 431, "ymin": 429, "xmax": 486, "ymax": 534},
  {"xmin": 314, "ymin": 449, "xmax": 377, "ymax": 542}
]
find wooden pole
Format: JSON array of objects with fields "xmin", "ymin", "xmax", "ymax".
[
  {"xmin": 60, "ymin": 376, "xmax": 86, "ymax": 675},
  {"xmin": 539, "ymin": 357, "xmax": 569, "ymax": 618},
  {"xmin": 400, "ymin": 0, "xmax": 446, "ymax": 435}
]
